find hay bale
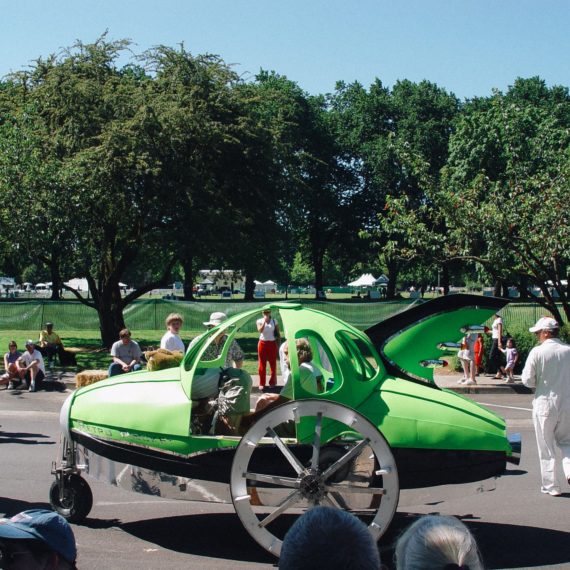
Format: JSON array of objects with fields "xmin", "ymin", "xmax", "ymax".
[
  {"xmin": 145, "ymin": 348, "xmax": 184, "ymax": 372},
  {"xmin": 75, "ymin": 370, "xmax": 108, "ymax": 388}
]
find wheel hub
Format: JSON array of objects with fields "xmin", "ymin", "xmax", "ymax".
[{"xmin": 299, "ymin": 470, "xmax": 325, "ymax": 502}]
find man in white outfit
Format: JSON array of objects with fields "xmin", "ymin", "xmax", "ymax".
[{"xmin": 521, "ymin": 316, "xmax": 570, "ymax": 496}]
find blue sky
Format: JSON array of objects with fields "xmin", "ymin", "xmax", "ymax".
[{"xmin": 2, "ymin": 0, "xmax": 569, "ymax": 100}]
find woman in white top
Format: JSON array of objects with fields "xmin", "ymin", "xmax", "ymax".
[
  {"xmin": 256, "ymin": 309, "xmax": 280, "ymax": 389},
  {"xmin": 489, "ymin": 313, "xmax": 504, "ymax": 378},
  {"xmin": 160, "ymin": 313, "xmax": 185, "ymax": 353}
]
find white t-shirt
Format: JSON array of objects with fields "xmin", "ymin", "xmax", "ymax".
[
  {"xmin": 281, "ymin": 361, "xmax": 321, "ymax": 399},
  {"xmin": 160, "ymin": 331, "xmax": 185, "ymax": 352},
  {"xmin": 492, "ymin": 317, "xmax": 503, "ymax": 339},
  {"xmin": 258, "ymin": 318, "xmax": 278, "ymax": 341},
  {"xmin": 279, "ymin": 341, "xmax": 290, "ymax": 384},
  {"xmin": 19, "ymin": 349, "xmax": 45, "ymax": 374}
]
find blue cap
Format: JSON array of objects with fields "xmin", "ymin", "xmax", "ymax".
[{"xmin": 0, "ymin": 509, "xmax": 76, "ymax": 563}]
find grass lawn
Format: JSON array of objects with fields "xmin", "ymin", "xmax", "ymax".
[{"xmin": 0, "ymin": 330, "xmax": 262, "ymax": 376}]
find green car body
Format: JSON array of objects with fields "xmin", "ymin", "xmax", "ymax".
[{"xmin": 60, "ymin": 295, "xmax": 517, "ymax": 492}]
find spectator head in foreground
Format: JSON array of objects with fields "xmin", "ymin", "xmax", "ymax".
[
  {"xmin": 394, "ymin": 515, "xmax": 483, "ymax": 570},
  {"xmin": 279, "ymin": 506, "xmax": 381, "ymax": 570},
  {"xmin": 0, "ymin": 509, "xmax": 77, "ymax": 569}
]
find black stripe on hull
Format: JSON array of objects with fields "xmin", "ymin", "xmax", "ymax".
[{"xmin": 74, "ymin": 431, "xmax": 506, "ymax": 489}]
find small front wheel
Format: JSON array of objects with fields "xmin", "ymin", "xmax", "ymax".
[{"xmin": 49, "ymin": 474, "xmax": 93, "ymax": 522}]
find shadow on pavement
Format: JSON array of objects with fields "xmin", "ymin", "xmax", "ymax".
[
  {"xmin": 0, "ymin": 497, "xmax": 52, "ymax": 516},
  {"xmin": 120, "ymin": 510, "xmax": 570, "ymax": 568},
  {"xmin": 0, "ymin": 430, "xmax": 55, "ymax": 445}
]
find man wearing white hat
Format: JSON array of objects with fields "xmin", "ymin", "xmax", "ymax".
[{"xmin": 521, "ymin": 316, "xmax": 570, "ymax": 496}]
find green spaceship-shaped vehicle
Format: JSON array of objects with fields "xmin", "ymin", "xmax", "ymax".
[{"xmin": 51, "ymin": 294, "xmax": 520, "ymax": 556}]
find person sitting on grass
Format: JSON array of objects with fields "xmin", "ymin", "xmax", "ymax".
[
  {"xmin": 108, "ymin": 328, "xmax": 142, "ymax": 377},
  {"xmin": 1, "ymin": 341, "xmax": 24, "ymax": 390},
  {"xmin": 38, "ymin": 322, "xmax": 64, "ymax": 366},
  {"xmin": 17, "ymin": 340, "xmax": 46, "ymax": 392}
]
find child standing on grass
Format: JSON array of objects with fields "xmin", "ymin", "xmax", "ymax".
[{"xmin": 499, "ymin": 338, "xmax": 519, "ymax": 383}]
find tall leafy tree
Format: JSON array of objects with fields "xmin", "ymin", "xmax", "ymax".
[{"xmin": 442, "ymin": 78, "xmax": 570, "ymax": 322}]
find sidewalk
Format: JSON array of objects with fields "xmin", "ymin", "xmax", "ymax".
[
  {"xmin": 53, "ymin": 368, "xmax": 532, "ymax": 395},
  {"xmin": 433, "ymin": 372, "xmax": 533, "ymax": 394}
]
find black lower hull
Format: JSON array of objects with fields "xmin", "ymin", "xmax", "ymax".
[{"xmin": 73, "ymin": 430, "xmax": 506, "ymax": 489}]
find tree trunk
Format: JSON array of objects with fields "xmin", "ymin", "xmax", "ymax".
[
  {"xmin": 441, "ymin": 265, "xmax": 450, "ymax": 295},
  {"xmin": 518, "ymin": 275, "xmax": 529, "ymax": 299},
  {"xmin": 313, "ymin": 251, "xmax": 325, "ymax": 299},
  {"xmin": 182, "ymin": 257, "xmax": 195, "ymax": 301},
  {"xmin": 385, "ymin": 259, "xmax": 399, "ymax": 300},
  {"xmin": 48, "ymin": 252, "xmax": 62, "ymax": 301},
  {"xmin": 244, "ymin": 272, "xmax": 255, "ymax": 301},
  {"xmin": 97, "ymin": 286, "xmax": 126, "ymax": 348}
]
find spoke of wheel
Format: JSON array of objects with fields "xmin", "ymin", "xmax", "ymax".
[
  {"xmin": 329, "ymin": 491, "xmax": 350, "ymax": 510},
  {"xmin": 322, "ymin": 492, "xmax": 343, "ymax": 509},
  {"xmin": 324, "ymin": 483, "xmax": 386, "ymax": 495},
  {"xmin": 245, "ymin": 472, "xmax": 300, "ymax": 489},
  {"xmin": 321, "ymin": 438, "xmax": 370, "ymax": 481},
  {"xmin": 267, "ymin": 427, "xmax": 304, "ymax": 475},
  {"xmin": 258, "ymin": 489, "xmax": 303, "ymax": 528},
  {"xmin": 310, "ymin": 412, "xmax": 323, "ymax": 470}
]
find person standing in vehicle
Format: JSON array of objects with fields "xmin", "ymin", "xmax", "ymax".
[
  {"xmin": 521, "ymin": 316, "xmax": 570, "ymax": 497},
  {"xmin": 256, "ymin": 309, "xmax": 280, "ymax": 390}
]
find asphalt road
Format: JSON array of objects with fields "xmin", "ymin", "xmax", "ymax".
[{"xmin": 1, "ymin": 388, "xmax": 569, "ymax": 569}]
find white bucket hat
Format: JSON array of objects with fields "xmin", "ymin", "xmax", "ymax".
[{"xmin": 203, "ymin": 311, "xmax": 227, "ymax": 327}]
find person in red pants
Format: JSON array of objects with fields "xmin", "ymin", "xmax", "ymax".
[{"xmin": 256, "ymin": 309, "xmax": 280, "ymax": 390}]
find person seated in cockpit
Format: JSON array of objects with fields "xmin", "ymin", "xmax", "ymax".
[
  {"xmin": 254, "ymin": 338, "xmax": 323, "ymax": 414},
  {"xmin": 190, "ymin": 312, "xmax": 251, "ymax": 434}
]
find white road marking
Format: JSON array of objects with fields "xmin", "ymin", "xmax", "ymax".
[
  {"xmin": 96, "ymin": 500, "xmax": 183, "ymax": 506},
  {"xmin": 0, "ymin": 410, "xmax": 59, "ymax": 419},
  {"xmin": 479, "ymin": 403, "xmax": 532, "ymax": 412}
]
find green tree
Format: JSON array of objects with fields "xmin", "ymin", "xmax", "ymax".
[
  {"xmin": 442, "ymin": 78, "xmax": 570, "ymax": 322},
  {"xmin": 330, "ymin": 79, "xmax": 459, "ymax": 297},
  {"xmin": 0, "ymin": 38, "xmax": 177, "ymax": 345}
]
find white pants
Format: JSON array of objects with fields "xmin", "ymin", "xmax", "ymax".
[{"xmin": 532, "ymin": 398, "xmax": 570, "ymax": 492}]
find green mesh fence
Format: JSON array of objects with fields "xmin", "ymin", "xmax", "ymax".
[
  {"xmin": 0, "ymin": 299, "xmax": 563, "ymax": 333},
  {"xmin": 0, "ymin": 299, "xmax": 412, "ymax": 332}
]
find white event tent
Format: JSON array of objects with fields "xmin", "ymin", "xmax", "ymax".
[{"xmin": 347, "ymin": 273, "xmax": 377, "ymax": 287}]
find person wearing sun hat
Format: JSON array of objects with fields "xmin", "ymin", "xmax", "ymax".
[
  {"xmin": 0, "ymin": 509, "xmax": 77, "ymax": 569},
  {"xmin": 522, "ymin": 316, "xmax": 570, "ymax": 497},
  {"xmin": 17, "ymin": 340, "xmax": 46, "ymax": 392}
]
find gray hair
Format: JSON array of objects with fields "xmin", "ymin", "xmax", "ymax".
[
  {"xmin": 279, "ymin": 506, "xmax": 380, "ymax": 570},
  {"xmin": 395, "ymin": 515, "xmax": 484, "ymax": 570}
]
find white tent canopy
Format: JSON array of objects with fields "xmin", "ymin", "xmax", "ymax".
[
  {"xmin": 374, "ymin": 274, "xmax": 389, "ymax": 285},
  {"xmin": 255, "ymin": 279, "xmax": 277, "ymax": 292},
  {"xmin": 347, "ymin": 273, "xmax": 377, "ymax": 287},
  {"xmin": 64, "ymin": 278, "xmax": 89, "ymax": 292}
]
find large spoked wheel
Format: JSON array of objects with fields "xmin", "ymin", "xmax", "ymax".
[
  {"xmin": 49, "ymin": 474, "xmax": 93, "ymax": 523},
  {"xmin": 230, "ymin": 400, "xmax": 399, "ymax": 556}
]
